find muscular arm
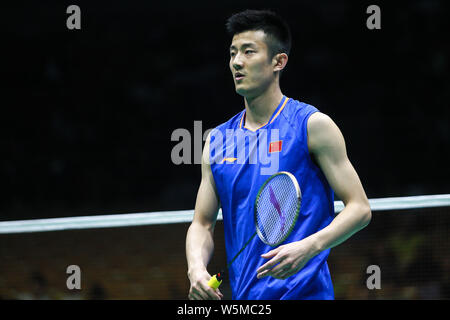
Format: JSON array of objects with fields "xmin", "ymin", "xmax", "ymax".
[
  {"xmin": 185, "ymin": 133, "xmax": 223, "ymax": 300},
  {"xmin": 257, "ymin": 112, "xmax": 371, "ymax": 279},
  {"xmin": 306, "ymin": 112, "xmax": 371, "ymax": 251}
]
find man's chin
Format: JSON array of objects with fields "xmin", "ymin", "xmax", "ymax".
[{"xmin": 235, "ymin": 86, "xmax": 250, "ymax": 97}]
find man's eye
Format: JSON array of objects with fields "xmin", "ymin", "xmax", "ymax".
[
  {"xmin": 230, "ymin": 52, "xmax": 236, "ymax": 57},
  {"xmin": 245, "ymin": 50, "xmax": 255, "ymax": 54}
]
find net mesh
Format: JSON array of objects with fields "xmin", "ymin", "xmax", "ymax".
[{"xmin": 255, "ymin": 173, "xmax": 300, "ymax": 246}]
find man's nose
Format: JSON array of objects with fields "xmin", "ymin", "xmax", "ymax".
[{"xmin": 232, "ymin": 53, "xmax": 244, "ymax": 69}]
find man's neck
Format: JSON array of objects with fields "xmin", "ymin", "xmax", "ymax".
[{"xmin": 243, "ymin": 85, "xmax": 284, "ymax": 130}]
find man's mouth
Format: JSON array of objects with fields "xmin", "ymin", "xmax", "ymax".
[{"xmin": 235, "ymin": 72, "xmax": 245, "ymax": 81}]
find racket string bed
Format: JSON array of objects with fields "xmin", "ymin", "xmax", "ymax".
[{"xmin": 255, "ymin": 173, "xmax": 300, "ymax": 246}]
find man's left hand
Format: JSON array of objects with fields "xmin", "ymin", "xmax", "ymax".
[{"xmin": 256, "ymin": 238, "xmax": 319, "ymax": 280}]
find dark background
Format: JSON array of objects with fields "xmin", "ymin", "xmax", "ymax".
[{"xmin": 2, "ymin": 0, "xmax": 449, "ymax": 221}]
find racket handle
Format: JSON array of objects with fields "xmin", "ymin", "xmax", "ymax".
[{"xmin": 208, "ymin": 272, "xmax": 223, "ymax": 289}]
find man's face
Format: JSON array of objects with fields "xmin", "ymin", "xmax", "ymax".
[{"xmin": 229, "ymin": 30, "xmax": 276, "ymax": 98}]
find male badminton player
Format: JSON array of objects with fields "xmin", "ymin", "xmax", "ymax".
[{"xmin": 186, "ymin": 9, "xmax": 371, "ymax": 300}]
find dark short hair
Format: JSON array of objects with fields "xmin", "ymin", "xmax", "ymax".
[{"xmin": 226, "ymin": 9, "xmax": 292, "ymax": 58}]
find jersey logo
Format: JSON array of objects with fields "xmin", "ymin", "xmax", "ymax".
[
  {"xmin": 221, "ymin": 157, "xmax": 237, "ymax": 163},
  {"xmin": 269, "ymin": 140, "xmax": 282, "ymax": 153}
]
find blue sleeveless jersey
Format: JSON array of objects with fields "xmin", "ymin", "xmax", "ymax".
[{"xmin": 209, "ymin": 96, "xmax": 335, "ymax": 300}]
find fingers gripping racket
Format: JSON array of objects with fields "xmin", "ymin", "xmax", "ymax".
[{"xmin": 208, "ymin": 171, "xmax": 302, "ymax": 289}]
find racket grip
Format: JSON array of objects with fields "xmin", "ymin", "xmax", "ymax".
[{"xmin": 208, "ymin": 272, "xmax": 223, "ymax": 289}]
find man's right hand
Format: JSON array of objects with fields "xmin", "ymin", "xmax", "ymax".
[{"xmin": 188, "ymin": 269, "xmax": 223, "ymax": 300}]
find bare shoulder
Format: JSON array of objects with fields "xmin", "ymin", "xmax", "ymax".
[
  {"xmin": 307, "ymin": 112, "xmax": 345, "ymax": 155},
  {"xmin": 308, "ymin": 112, "xmax": 336, "ymax": 133},
  {"xmin": 202, "ymin": 130, "xmax": 216, "ymax": 167}
]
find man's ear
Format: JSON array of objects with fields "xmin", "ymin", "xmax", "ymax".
[{"xmin": 273, "ymin": 53, "xmax": 288, "ymax": 73}]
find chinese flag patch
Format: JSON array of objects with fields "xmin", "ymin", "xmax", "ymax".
[{"xmin": 269, "ymin": 140, "xmax": 282, "ymax": 153}]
